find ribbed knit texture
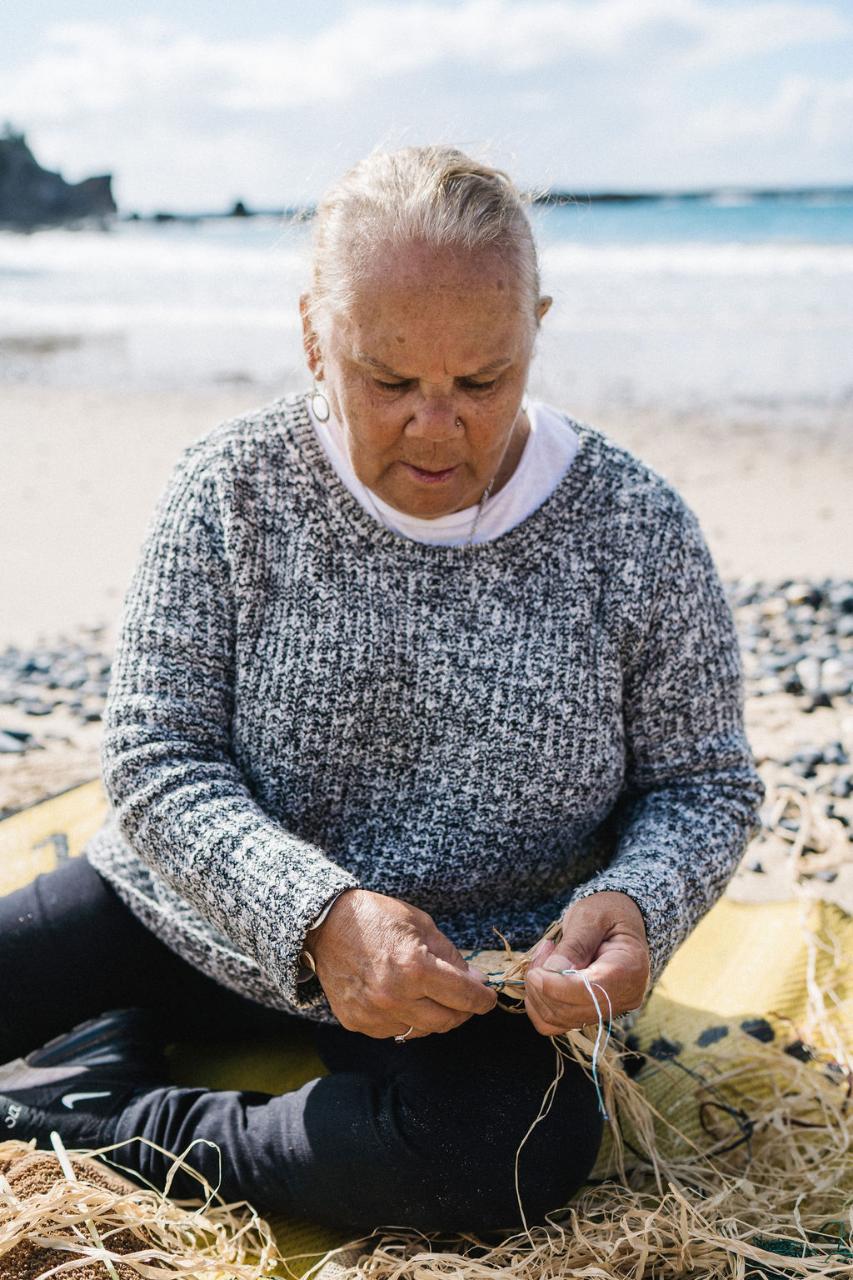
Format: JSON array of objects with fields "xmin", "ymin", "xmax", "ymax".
[{"xmin": 84, "ymin": 392, "xmax": 765, "ymax": 1026}]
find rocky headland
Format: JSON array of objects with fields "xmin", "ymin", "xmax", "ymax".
[{"xmin": 0, "ymin": 128, "xmax": 116, "ymax": 228}]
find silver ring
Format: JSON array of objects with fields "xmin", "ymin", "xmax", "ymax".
[{"xmin": 394, "ymin": 1025, "xmax": 416, "ymax": 1043}]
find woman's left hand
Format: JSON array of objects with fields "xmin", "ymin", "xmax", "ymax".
[{"xmin": 524, "ymin": 891, "xmax": 650, "ymax": 1036}]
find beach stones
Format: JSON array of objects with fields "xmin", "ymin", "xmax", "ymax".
[
  {"xmin": 0, "ymin": 633, "xmax": 111, "ymax": 739},
  {"xmin": 730, "ymin": 576, "xmax": 852, "ymax": 709}
]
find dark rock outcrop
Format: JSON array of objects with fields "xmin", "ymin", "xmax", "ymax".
[{"xmin": 0, "ymin": 127, "xmax": 116, "ymax": 228}]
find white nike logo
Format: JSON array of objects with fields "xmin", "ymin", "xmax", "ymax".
[{"xmin": 61, "ymin": 1091, "xmax": 112, "ymax": 1110}]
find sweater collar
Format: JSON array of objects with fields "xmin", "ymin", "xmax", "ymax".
[{"xmin": 281, "ymin": 391, "xmax": 605, "ymax": 563}]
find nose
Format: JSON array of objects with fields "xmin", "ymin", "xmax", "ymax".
[{"xmin": 403, "ymin": 392, "xmax": 463, "ymax": 445}]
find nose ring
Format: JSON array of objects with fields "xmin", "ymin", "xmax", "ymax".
[{"xmin": 455, "ymin": 417, "xmax": 463, "ymax": 428}]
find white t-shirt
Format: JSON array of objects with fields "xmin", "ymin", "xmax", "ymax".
[{"xmin": 307, "ymin": 398, "xmax": 579, "ymax": 545}]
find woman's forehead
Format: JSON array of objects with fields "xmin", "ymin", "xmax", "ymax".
[
  {"xmin": 354, "ymin": 239, "xmax": 519, "ymax": 299},
  {"xmin": 332, "ymin": 244, "xmax": 531, "ymax": 361}
]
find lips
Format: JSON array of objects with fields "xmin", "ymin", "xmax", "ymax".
[{"xmin": 402, "ymin": 462, "xmax": 458, "ymax": 484}]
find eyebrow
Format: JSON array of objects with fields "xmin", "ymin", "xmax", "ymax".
[{"xmin": 355, "ymin": 352, "xmax": 512, "ymax": 379}]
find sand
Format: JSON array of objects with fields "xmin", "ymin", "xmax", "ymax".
[
  {"xmin": 1, "ymin": 383, "xmax": 850, "ymax": 913},
  {"xmin": 1, "ymin": 384, "xmax": 851, "ymax": 650}
]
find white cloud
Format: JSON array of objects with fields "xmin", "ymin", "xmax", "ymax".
[
  {"xmin": 690, "ymin": 73, "xmax": 853, "ymax": 151},
  {"xmin": 2, "ymin": 1, "xmax": 851, "ymax": 207},
  {"xmin": 4, "ymin": 1, "xmax": 851, "ymax": 118}
]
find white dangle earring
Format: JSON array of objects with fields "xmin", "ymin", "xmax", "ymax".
[{"xmin": 309, "ymin": 378, "xmax": 330, "ymax": 423}]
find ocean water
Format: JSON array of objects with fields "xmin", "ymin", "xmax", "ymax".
[{"xmin": 0, "ymin": 194, "xmax": 851, "ymax": 428}]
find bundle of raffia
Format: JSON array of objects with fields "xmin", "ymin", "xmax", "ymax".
[
  {"xmin": 0, "ymin": 783, "xmax": 849, "ymax": 1280},
  {"xmin": 0, "ymin": 1136, "xmax": 282, "ymax": 1278},
  {"xmin": 357, "ymin": 780, "xmax": 852, "ymax": 1280}
]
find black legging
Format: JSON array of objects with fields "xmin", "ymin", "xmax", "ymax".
[{"xmin": 0, "ymin": 856, "xmax": 605, "ymax": 1234}]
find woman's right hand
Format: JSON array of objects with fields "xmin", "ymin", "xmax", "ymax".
[{"xmin": 305, "ymin": 888, "xmax": 497, "ymax": 1038}]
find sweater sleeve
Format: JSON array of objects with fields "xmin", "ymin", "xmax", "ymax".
[
  {"xmin": 566, "ymin": 499, "xmax": 765, "ymax": 991},
  {"xmin": 100, "ymin": 445, "xmax": 360, "ymax": 1011}
]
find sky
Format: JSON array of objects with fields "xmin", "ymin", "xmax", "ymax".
[{"xmin": 2, "ymin": 0, "xmax": 852, "ymax": 213}]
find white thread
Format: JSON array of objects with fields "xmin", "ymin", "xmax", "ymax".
[{"xmin": 512, "ymin": 964, "xmax": 614, "ymax": 1240}]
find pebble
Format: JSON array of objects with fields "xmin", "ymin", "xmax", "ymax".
[
  {"xmin": 0, "ymin": 576, "xmax": 850, "ymax": 764},
  {"xmin": 0, "ymin": 635, "xmax": 112, "ymax": 742}
]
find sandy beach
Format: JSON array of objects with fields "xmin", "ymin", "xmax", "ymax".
[
  {"xmin": 2, "ymin": 384, "xmax": 851, "ymax": 651},
  {"xmin": 1, "ymin": 383, "xmax": 851, "ymax": 916}
]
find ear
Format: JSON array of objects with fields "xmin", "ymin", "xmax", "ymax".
[
  {"xmin": 299, "ymin": 293, "xmax": 323, "ymax": 378},
  {"xmin": 536, "ymin": 294, "xmax": 553, "ymax": 324}
]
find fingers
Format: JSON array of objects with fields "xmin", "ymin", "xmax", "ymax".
[
  {"xmin": 524, "ymin": 944, "xmax": 649, "ymax": 1036},
  {"xmin": 522, "ymin": 893, "xmax": 651, "ymax": 1038},
  {"xmin": 420, "ymin": 952, "xmax": 498, "ymax": 1016},
  {"xmin": 524, "ymin": 966, "xmax": 613, "ymax": 1036},
  {"xmin": 347, "ymin": 995, "xmax": 481, "ymax": 1041}
]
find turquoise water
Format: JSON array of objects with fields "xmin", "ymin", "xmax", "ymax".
[
  {"xmin": 531, "ymin": 192, "xmax": 853, "ymax": 247},
  {"xmin": 1, "ymin": 194, "xmax": 851, "ymax": 426}
]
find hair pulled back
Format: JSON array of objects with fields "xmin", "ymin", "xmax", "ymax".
[{"xmin": 305, "ymin": 144, "xmax": 542, "ymax": 351}]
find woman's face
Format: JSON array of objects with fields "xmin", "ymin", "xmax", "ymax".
[{"xmin": 301, "ymin": 241, "xmax": 550, "ymax": 519}]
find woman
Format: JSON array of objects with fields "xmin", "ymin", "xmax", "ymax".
[{"xmin": 0, "ymin": 145, "xmax": 764, "ymax": 1235}]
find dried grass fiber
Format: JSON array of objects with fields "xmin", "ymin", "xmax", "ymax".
[{"xmin": 0, "ymin": 780, "xmax": 850, "ymax": 1279}]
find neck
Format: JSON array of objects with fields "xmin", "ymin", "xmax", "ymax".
[{"xmin": 486, "ymin": 409, "xmax": 531, "ymax": 503}]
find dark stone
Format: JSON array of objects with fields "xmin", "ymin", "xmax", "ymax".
[
  {"xmin": 740, "ymin": 1017, "xmax": 775, "ymax": 1043},
  {"xmin": 0, "ymin": 127, "xmax": 116, "ymax": 228},
  {"xmin": 830, "ymin": 774, "xmax": 853, "ymax": 799},
  {"xmin": 648, "ymin": 1036, "xmax": 682, "ymax": 1059},
  {"xmin": 0, "ymin": 730, "xmax": 27, "ymax": 753},
  {"xmin": 804, "ymin": 692, "xmax": 833, "ymax": 712},
  {"xmin": 0, "ymin": 727, "xmax": 33, "ymax": 744},
  {"xmin": 784, "ymin": 1039, "xmax": 812, "ymax": 1062},
  {"xmin": 828, "ymin": 585, "xmax": 853, "ymax": 614},
  {"xmin": 764, "ymin": 652, "xmax": 798, "ymax": 672},
  {"xmin": 696, "ymin": 1025, "xmax": 729, "ymax": 1047},
  {"xmin": 618, "ymin": 1034, "xmax": 647, "ymax": 1077},
  {"xmin": 19, "ymin": 698, "xmax": 53, "ymax": 716},
  {"xmin": 746, "ymin": 859, "xmax": 764, "ymax": 873}
]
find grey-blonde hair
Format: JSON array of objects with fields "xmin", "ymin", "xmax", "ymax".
[{"xmin": 305, "ymin": 144, "xmax": 543, "ymax": 351}]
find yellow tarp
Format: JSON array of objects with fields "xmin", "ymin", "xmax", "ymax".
[{"xmin": 1, "ymin": 781, "xmax": 850, "ymax": 1269}]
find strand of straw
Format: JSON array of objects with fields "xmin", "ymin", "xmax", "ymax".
[
  {"xmin": 509, "ymin": 962, "xmax": 615, "ymax": 1237},
  {"xmin": 49, "ymin": 1129, "xmax": 121, "ymax": 1280}
]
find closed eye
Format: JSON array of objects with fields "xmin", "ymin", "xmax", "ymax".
[
  {"xmin": 373, "ymin": 378, "xmax": 412, "ymax": 390},
  {"xmin": 461, "ymin": 378, "xmax": 498, "ymax": 391},
  {"xmin": 372, "ymin": 377, "xmax": 499, "ymax": 391}
]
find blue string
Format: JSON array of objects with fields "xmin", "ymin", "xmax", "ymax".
[
  {"xmin": 558, "ymin": 966, "xmax": 613, "ymax": 1122},
  {"xmin": 480, "ymin": 961, "xmax": 614, "ymax": 1122}
]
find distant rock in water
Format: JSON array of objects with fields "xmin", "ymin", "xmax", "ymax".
[{"xmin": 0, "ymin": 127, "xmax": 116, "ymax": 228}]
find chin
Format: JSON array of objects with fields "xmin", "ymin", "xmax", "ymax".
[{"xmin": 388, "ymin": 486, "xmax": 459, "ymax": 519}]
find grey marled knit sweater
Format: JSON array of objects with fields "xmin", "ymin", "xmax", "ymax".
[{"xmin": 84, "ymin": 392, "xmax": 765, "ymax": 1026}]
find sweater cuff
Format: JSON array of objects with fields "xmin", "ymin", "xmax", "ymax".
[
  {"xmin": 296, "ymin": 887, "xmax": 356, "ymax": 983},
  {"xmin": 266, "ymin": 866, "xmax": 360, "ymax": 1011}
]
